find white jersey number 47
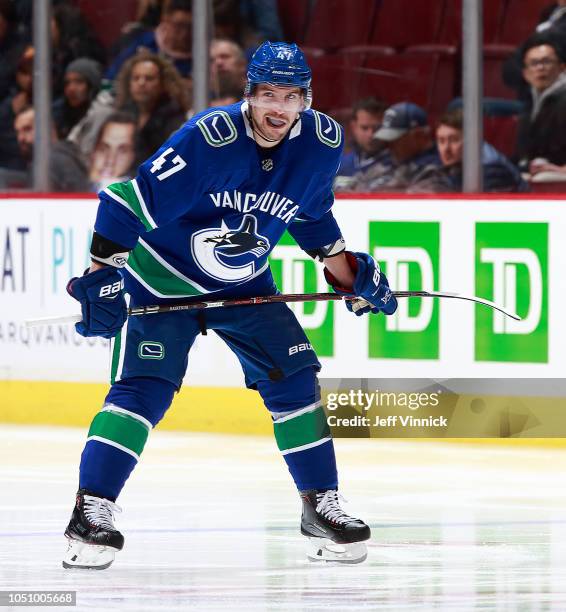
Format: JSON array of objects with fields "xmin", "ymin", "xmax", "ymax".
[{"xmin": 150, "ymin": 147, "xmax": 187, "ymax": 181}]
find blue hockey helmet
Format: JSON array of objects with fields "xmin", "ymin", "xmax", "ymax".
[{"xmin": 245, "ymin": 41, "xmax": 312, "ymax": 110}]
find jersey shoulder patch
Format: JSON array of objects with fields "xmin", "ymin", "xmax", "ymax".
[
  {"xmin": 195, "ymin": 109, "xmax": 239, "ymax": 148},
  {"xmin": 312, "ymin": 110, "xmax": 342, "ymax": 149}
]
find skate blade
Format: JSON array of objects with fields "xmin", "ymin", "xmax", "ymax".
[
  {"xmin": 62, "ymin": 538, "xmax": 116, "ymax": 570},
  {"xmin": 306, "ymin": 538, "xmax": 368, "ymax": 564}
]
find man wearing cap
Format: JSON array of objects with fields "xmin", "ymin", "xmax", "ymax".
[
  {"xmin": 334, "ymin": 97, "xmax": 392, "ymax": 192},
  {"xmin": 364, "ymin": 101, "xmax": 441, "ymax": 192},
  {"xmin": 412, "ymin": 108, "xmax": 528, "ymax": 193}
]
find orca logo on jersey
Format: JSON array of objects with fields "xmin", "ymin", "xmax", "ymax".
[{"xmin": 191, "ymin": 214, "xmax": 271, "ymax": 282}]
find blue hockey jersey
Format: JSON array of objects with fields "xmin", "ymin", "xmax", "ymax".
[{"xmin": 94, "ymin": 101, "xmax": 345, "ymax": 304}]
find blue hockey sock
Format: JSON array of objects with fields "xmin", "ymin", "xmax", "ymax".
[
  {"xmin": 257, "ymin": 367, "xmax": 338, "ymax": 491},
  {"xmin": 79, "ymin": 377, "xmax": 175, "ymax": 500}
]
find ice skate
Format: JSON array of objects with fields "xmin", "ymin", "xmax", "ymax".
[
  {"xmin": 62, "ymin": 489, "xmax": 124, "ymax": 570},
  {"xmin": 300, "ymin": 489, "xmax": 370, "ymax": 564}
]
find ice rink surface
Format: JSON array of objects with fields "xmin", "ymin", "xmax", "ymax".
[{"xmin": 1, "ymin": 425, "xmax": 566, "ymax": 611}]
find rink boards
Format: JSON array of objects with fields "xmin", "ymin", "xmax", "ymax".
[{"xmin": 1, "ymin": 194, "xmax": 565, "ymax": 433}]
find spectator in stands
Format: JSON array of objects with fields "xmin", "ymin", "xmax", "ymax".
[
  {"xmin": 213, "ymin": 0, "xmax": 283, "ymax": 53},
  {"xmin": 69, "ymin": 51, "xmax": 189, "ymax": 168},
  {"xmin": 11, "ymin": 105, "xmax": 91, "ymax": 192},
  {"xmin": 67, "ymin": 87, "xmax": 116, "ymax": 160},
  {"xmin": 0, "ymin": 46, "xmax": 33, "ymax": 172},
  {"xmin": 0, "ymin": 0, "xmax": 28, "ymax": 102},
  {"xmin": 334, "ymin": 98, "xmax": 390, "ymax": 192},
  {"xmin": 210, "ymin": 39, "xmax": 247, "ymax": 96},
  {"xmin": 13, "ymin": 106, "xmax": 34, "ymax": 166},
  {"xmin": 110, "ymin": 0, "xmax": 166, "ymax": 61},
  {"xmin": 51, "ymin": 3, "xmax": 106, "ymax": 96},
  {"xmin": 239, "ymin": 0, "xmax": 284, "ymax": 50},
  {"xmin": 106, "ymin": 0, "xmax": 193, "ymax": 81},
  {"xmin": 364, "ymin": 102, "xmax": 441, "ymax": 192},
  {"xmin": 412, "ymin": 109, "xmax": 527, "ymax": 193},
  {"xmin": 538, "ymin": 1, "xmax": 566, "ymax": 33},
  {"xmin": 209, "ymin": 77, "xmax": 244, "ymax": 107},
  {"xmin": 514, "ymin": 34, "xmax": 566, "ymax": 171},
  {"xmin": 52, "ymin": 58, "xmax": 102, "ymax": 140},
  {"xmin": 114, "ymin": 51, "xmax": 189, "ymax": 167},
  {"xmin": 503, "ymin": 2, "xmax": 566, "ymax": 99},
  {"xmin": 12, "ymin": 107, "xmax": 137, "ymax": 192},
  {"xmin": 10, "ymin": 0, "xmax": 68, "ymax": 30},
  {"xmin": 89, "ymin": 113, "xmax": 137, "ymax": 191},
  {"xmin": 135, "ymin": 0, "xmax": 167, "ymax": 28}
]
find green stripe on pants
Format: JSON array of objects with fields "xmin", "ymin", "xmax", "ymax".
[
  {"xmin": 110, "ymin": 330, "xmax": 122, "ymax": 385},
  {"xmin": 88, "ymin": 410, "xmax": 149, "ymax": 457},
  {"xmin": 273, "ymin": 406, "xmax": 331, "ymax": 454}
]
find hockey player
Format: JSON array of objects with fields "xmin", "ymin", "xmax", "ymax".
[{"xmin": 63, "ymin": 42, "xmax": 397, "ymax": 569}]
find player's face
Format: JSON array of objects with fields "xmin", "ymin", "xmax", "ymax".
[
  {"xmin": 351, "ymin": 110, "xmax": 382, "ymax": 153},
  {"xmin": 436, "ymin": 124, "xmax": 463, "ymax": 166},
  {"xmin": 249, "ymin": 84, "xmax": 303, "ymax": 143},
  {"xmin": 130, "ymin": 61, "xmax": 163, "ymax": 108}
]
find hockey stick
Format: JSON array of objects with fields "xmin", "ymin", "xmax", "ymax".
[{"xmin": 24, "ymin": 290, "xmax": 520, "ymax": 327}]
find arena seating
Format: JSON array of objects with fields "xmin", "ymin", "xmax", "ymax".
[
  {"xmin": 356, "ymin": 52, "xmax": 448, "ymax": 112},
  {"xmin": 369, "ymin": 0, "xmax": 444, "ymax": 49},
  {"xmin": 436, "ymin": 0, "xmax": 507, "ymax": 45},
  {"xmin": 76, "ymin": 0, "xmax": 136, "ymax": 50},
  {"xmin": 304, "ymin": 0, "xmax": 378, "ymax": 49},
  {"xmin": 277, "ymin": 0, "xmax": 310, "ymax": 43},
  {"xmin": 278, "ymin": 0, "xmax": 550, "ymax": 125},
  {"xmin": 483, "ymin": 114, "xmax": 519, "ymax": 159},
  {"xmin": 79, "ymin": 0, "xmax": 553, "ymax": 120},
  {"xmin": 499, "ymin": 0, "xmax": 550, "ymax": 44},
  {"xmin": 482, "ymin": 44, "xmax": 516, "ymax": 98}
]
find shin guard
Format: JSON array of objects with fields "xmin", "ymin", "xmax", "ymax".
[
  {"xmin": 79, "ymin": 377, "xmax": 176, "ymax": 500},
  {"xmin": 257, "ymin": 367, "xmax": 338, "ymax": 491}
]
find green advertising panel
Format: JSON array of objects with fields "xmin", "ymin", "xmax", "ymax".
[
  {"xmin": 270, "ymin": 232, "xmax": 334, "ymax": 356},
  {"xmin": 475, "ymin": 222, "xmax": 548, "ymax": 363},
  {"xmin": 369, "ymin": 222, "xmax": 440, "ymax": 359}
]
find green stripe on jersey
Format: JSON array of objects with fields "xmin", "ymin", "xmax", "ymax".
[
  {"xmin": 88, "ymin": 410, "xmax": 150, "ymax": 457},
  {"xmin": 126, "ymin": 242, "xmax": 206, "ymax": 297},
  {"xmin": 273, "ymin": 406, "xmax": 330, "ymax": 454},
  {"xmin": 107, "ymin": 181, "xmax": 154, "ymax": 232}
]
